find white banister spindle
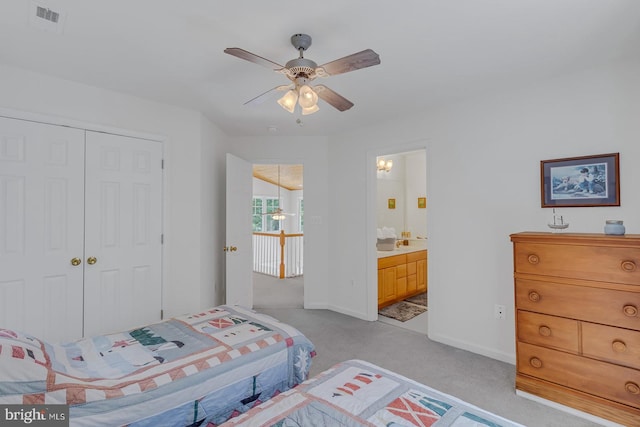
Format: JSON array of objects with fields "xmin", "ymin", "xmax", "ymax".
[{"xmin": 252, "ymin": 232, "xmax": 303, "ymax": 278}]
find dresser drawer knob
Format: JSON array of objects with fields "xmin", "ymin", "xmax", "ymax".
[
  {"xmin": 612, "ymin": 340, "xmax": 627, "ymax": 353},
  {"xmin": 538, "ymin": 326, "xmax": 552, "ymax": 337},
  {"xmin": 527, "ymin": 254, "xmax": 540, "ymax": 265},
  {"xmin": 623, "ymin": 304, "xmax": 638, "ymax": 317},
  {"xmin": 625, "ymin": 382, "xmax": 640, "ymax": 395},
  {"xmin": 621, "ymin": 260, "xmax": 637, "ymax": 272},
  {"xmin": 528, "ymin": 291, "xmax": 541, "ymax": 303},
  {"xmin": 529, "ymin": 357, "xmax": 543, "ymax": 369}
]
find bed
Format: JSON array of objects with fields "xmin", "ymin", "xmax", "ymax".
[
  {"xmin": 222, "ymin": 359, "xmax": 525, "ymax": 427},
  {"xmin": 0, "ymin": 305, "xmax": 315, "ymax": 426}
]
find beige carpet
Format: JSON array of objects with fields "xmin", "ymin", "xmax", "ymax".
[{"xmin": 253, "ymin": 273, "xmax": 304, "ymax": 308}]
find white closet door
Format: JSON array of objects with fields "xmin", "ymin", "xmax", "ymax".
[
  {"xmin": 0, "ymin": 117, "xmax": 85, "ymax": 342},
  {"xmin": 83, "ymin": 131, "xmax": 163, "ymax": 336}
]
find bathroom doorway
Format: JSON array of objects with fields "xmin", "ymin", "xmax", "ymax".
[{"xmin": 375, "ymin": 149, "xmax": 428, "ymax": 334}]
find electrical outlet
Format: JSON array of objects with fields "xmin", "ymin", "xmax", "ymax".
[{"xmin": 494, "ymin": 304, "xmax": 506, "ymax": 320}]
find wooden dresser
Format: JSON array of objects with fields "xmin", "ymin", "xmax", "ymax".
[
  {"xmin": 378, "ymin": 250, "xmax": 427, "ymax": 308},
  {"xmin": 510, "ymin": 232, "xmax": 640, "ymax": 426}
]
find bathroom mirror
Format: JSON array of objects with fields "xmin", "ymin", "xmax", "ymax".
[{"xmin": 376, "ymin": 150, "xmax": 427, "ymax": 241}]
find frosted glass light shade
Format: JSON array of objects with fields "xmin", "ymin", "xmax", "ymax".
[
  {"xmin": 301, "ymin": 104, "xmax": 319, "ymax": 115},
  {"xmin": 298, "ymin": 85, "xmax": 318, "ymax": 108},
  {"xmin": 277, "ymin": 90, "xmax": 298, "ymax": 113}
]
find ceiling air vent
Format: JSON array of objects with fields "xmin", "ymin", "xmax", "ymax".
[
  {"xmin": 29, "ymin": 2, "xmax": 66, "ymax": 34},
  {"xmin": 36, "ymin": 6, "xmax": 59, "ymax": 23}
]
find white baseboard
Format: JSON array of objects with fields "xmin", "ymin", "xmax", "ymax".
[
  {"xmin": 428, "ymin": 332, "xmax": 515, "ymax": 365},
  {"xmin": 516, "ymin": 390, "xmax": 625, "ymax": 427},
  {"xmin": 325, "ymin": 304, "xmax": 370, "ymax": 321}
]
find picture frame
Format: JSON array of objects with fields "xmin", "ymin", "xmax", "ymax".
[
  {"xmin": 418, "ymin": 197, "xmax": 426, "ymax": 209},
  {"xmin": 388, "ymin": 198, "xmax": 396, "ymax": 209},
  {"xmin": 541, "ymin": 153, "xmax": 620, "ymax": 208}
]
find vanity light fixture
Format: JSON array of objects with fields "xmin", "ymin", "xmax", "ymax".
[{"xmin": 377, "ymin": 158, "xmax": 393, "ymax": 172}]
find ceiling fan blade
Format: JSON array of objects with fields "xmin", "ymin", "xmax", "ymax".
[
  {"xmin": 244, "ymin": 85, "xmax": 292, "ymax": 106},
  {"xmin": 317, "ymin": 49, "xmax": 380, "ymax": 76},
  {"xmin": 313, "ymin": 85, "xmax": 354, "ymax": 111},
  {"xmin": 224, "ymin": 47, "xmax": 284, "ymax": 70}
]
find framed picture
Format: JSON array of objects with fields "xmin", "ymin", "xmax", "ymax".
[
  {"xmin": 418, "ymin": 197, "xmax": 426, "ymax": 209},
  {"xmin": 388, "ymin": 198, "xmax": 396, "ymax": 209},
  {"xmin": 541, "ymin": 153, "xmax": 620, "ymax": 207}
]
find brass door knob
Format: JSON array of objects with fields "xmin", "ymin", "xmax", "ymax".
[
  {"xmin": 230, "ymin": 246, "xmax": 237, "ymax": 252},
  {"xmin": 87, "ymin": 256, "xmax": 97, "ymax": 265},
  {"xmin": 70, "ymin": 257, "xmax": 82, "ymax": 266}
]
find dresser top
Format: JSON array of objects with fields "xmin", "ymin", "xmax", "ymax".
[{"xmin": 511, "ymin": 231, "xmax": 640, "ymax": 246}]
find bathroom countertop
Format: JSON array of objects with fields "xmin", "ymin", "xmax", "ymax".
[{"xmin": 377, "ymin": 243, "xmax": 427, "ymax": 258}]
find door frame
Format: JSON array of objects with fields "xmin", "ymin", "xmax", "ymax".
[
  {"xmin": 224, "ymin": 156, "xmax": 306, "ymax": 308},
  {"xmin": 365, "ymin": 141, "xmax": 430, "ymax": 325}
]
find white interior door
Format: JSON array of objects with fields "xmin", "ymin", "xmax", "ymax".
[
  {"xmin": 225, "ymin": 153, "xmax": 253, "ymax": 307},
  {"xmin": 0, "ymin": 117, "xmax": 85, "ymax": 342},
  {"xmin": 83, "ymin": 131, "xmax": 163, "ymax": 336}
]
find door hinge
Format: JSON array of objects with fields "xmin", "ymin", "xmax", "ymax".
[
  {"xmin": 161, "ymin": 309, "xmax": 164, "ymax": 320},
  {"xmin": 161, "ymin": 159, "xmax": 165, "ymax": 169},
  {"xmin": 161, "ymin": 234, "xmax": 164, "ymax": 244}
]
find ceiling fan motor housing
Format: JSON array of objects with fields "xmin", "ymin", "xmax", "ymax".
[
  {"xmin": 291, "ymin": 33, "xmax": 312, "ymax": 51},
  {"xmin": 285, "ymin": 58, "xmax": 317, "ymax": 79}
]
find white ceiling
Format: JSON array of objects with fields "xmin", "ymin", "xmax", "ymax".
[{"xmin": 1, "ymin": 0, "xmax": 639, "ymax": 137}]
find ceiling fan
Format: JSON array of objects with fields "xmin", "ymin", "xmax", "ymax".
[
  {"xmin": 224, "ymin": 33, "xmax": 380, "ymax": 115},
  {"xmin": 263, "ymin": 165, "xmax": 295, "ymax": 221}
]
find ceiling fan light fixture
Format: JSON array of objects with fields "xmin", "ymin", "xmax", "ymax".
[
  {"xmin": 298, "ymin": 84, "xmax": 318, "ymax": 109},
  {"xmin": 277, "ymin": 90, "xmax": 298, "ymax": 113},
  {"xmin": 301, "ymin": 104, "xmax": 319, "ymax": 115}
]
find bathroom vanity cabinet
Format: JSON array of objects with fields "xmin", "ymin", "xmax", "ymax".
[{"xmin": 377, "ymin": 249, "xmax": 427, "ymax": 308}]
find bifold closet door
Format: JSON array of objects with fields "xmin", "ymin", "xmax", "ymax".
[
  {"xmin": 82, "ymin": 131, "xmax": 163, "ymax": 337},
  {"xmin": 0, "ymin": 117, "xmax": 85, "ymax": 342}
]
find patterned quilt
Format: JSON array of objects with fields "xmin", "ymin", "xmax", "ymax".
[
  {"xmin": 222, "ymin": 359, "xmax": 525, "ymax": 427},
  {"xmin": 0, "ymin": 305, "xmax": 315, "ymax": 426}
]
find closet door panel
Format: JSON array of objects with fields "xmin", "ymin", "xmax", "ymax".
[
  {"xmin": 83, "ymin": 131, "xmax": 162, "ymax": 336},
  {"xmin": 0, "ymin": 117, "xmax": 85, "ymax": 342}
]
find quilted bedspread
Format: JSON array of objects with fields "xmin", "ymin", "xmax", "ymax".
[
  {"xmin": 222, "ymin": 359, "xmax": 525, "ymax": 427},
  {"xmin": 0, "ymin": 305, "xmax": 315, "ymax": 426}
]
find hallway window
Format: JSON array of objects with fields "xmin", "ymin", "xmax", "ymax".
[{"xmin": 252, "ymin": 197, "xmax": 281, "ymax": 232}]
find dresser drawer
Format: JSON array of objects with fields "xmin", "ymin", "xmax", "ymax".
[
  {"xmin": 518, "ymin": 341, "xmax": 640, "ymax": 409},
  {"xmin": 517, "ymin": 310, "xmax": 578, "ymax": 353},
  {"xmin": 514, "ymin": 242, "xmax": 640, "ymax": 285},
  {"xmin": 516, "ymin": 279, "xmax": 640, "ymax": 331},
  {"xmin": 582, "ymin": 322, "xmax": 640, "ymax": 370}
]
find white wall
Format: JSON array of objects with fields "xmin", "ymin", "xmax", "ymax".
[
  {"xmin": 328, "ymin": 58, "xmax": 640, "ymax": 363},
  {"xmin": 404, "ymin": 151, "xmax": 427, "ymax": 238},
  {"xmin": 0, "ymin": 64, "xmax": 227, "ymax": 318}
]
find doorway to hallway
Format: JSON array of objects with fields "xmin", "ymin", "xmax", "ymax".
[{"xmin": 251, "ymin": 164, "xmax": 304, "ymax": 309}]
